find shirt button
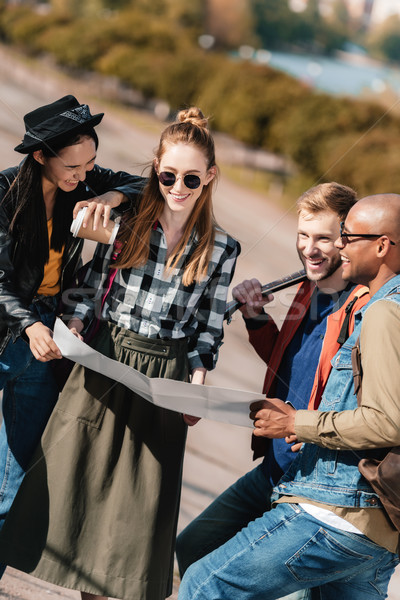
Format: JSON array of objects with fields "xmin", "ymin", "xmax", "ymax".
[{"xmin": 366, "ymin": 497, "xmax": 378, "ymax": 506}]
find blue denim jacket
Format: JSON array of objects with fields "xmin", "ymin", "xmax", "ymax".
[{"xmin": 274, "ymin": 275, "xmax": 400, "ymax": 509}]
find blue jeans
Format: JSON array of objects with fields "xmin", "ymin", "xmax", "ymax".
[
  {"xmin": 178, "ymin": 502, "xmax": 399, "ymax": 600},
  {"xmin": 176, "ymin": 465, "xmax": 310, "ymax": 600},
  {"xmin": 0, "ymin": 299, "xmax": 59, "ymax": 533}
]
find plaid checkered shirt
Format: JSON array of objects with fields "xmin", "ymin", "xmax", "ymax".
[{"xmin": 72, "ymin": 222, "xmax": 240, "ymax": 371}]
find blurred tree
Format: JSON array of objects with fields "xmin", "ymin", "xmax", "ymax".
[
  {"xmin": 101, "ymin": 0, "xmax": 131, "ymax": 8},
  {"xmin": 330, "ymin": 0, "xmax": 350, "ymax": 26},
  {"xmin": 367, "ymin": 16, "xmax": 400, "ymax": 63},
  {"xmin": 250, "ymin": 0, "xmax": 350, "ymax": 53},
  {"xmin": 119, "ymin": 0, "xmax": 167, "ymax": 16},
  {"xmin": 251, "ymin": 0, "xmax": 293, "ymax": 49},
  {"xmin": 319, "ymin": 128, "xmax": 400, "ymax": 195},
  {"xmin": 381, "ymin": 32, "xmax": 400, "ymax": 62},
  {"xmin": 50, "ymin": 0, "xmax": 81, "ymax": 16},
  {"xmin": 304, "ymin": 0, "xmax": 319, "ymax": 24},
  {"xmin": 206, "ymin": 0, "xmax": 254, "ymax": 49},
  {"xmin": 277, "ymin": 93, "xmax": 389, "ymax": 176},
  {"xmin": 165, "ymin": 0, "xmax": 204, "ymax": 31},
  {"xmin": 0, "ymin": 5, "xmax": 66, "ymax": 51},
  {"xmin": 80, "ymin": 0, "xmax": 104, "ymax": 17},
  {"xmin": 50, "ymin": 0, "xmax": 124, "ymax": 16},
  {"xmin": 110, "ymin": 8, "xmax": 178, "ymax": 51},
  {"xmin": 3, "ymin": 0, "xmax": 400, "ymax": 198}
]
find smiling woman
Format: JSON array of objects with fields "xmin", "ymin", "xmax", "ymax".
[
  {"xmin": 36, "ymin": 137, "xmax": 97, "ymax": 193},
  {"xmin": 0, "ymin": 94, "xmax": 144, "ymax": 575},
  {"xmin": 0, "ymin": 106, "xmax": 240, "ymax": 600}
]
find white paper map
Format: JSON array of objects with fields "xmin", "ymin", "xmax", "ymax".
[{"xmin": 53, "ymin": 318, "xmax": 263, "ymax": 428}]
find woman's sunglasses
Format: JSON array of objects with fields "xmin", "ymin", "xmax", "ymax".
[{"xmin": 158, "ymin": 171, "xmax": 201, "ymax": 190}]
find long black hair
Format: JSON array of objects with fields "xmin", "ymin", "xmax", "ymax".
[{"xmin": 3, "ymin": 128, "xmax": 99, "ymax": 269}]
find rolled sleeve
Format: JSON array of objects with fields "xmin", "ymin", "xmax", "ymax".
[
  {"xmin": 69, "ymin": 244, "xmax": 113, "ymax": 328},
  {"xmin": 188, "ymin": 238, "xmax": 240, "ymax": 371},
  {"xmin": 295, "ymin": 299, "xmax": 400, "ymax": 450}
]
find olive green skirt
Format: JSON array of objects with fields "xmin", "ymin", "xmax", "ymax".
[{"xmin": 0, "ymin": 322, "xmax": 189, "ymax": 599}]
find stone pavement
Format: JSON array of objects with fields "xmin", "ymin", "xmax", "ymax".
[
  {"xmin": 0, "ymin": 568, "xmax": 180, "ymax": 599},
  {"xmin": 2, "ymin": 559, "xmax": 400, "ymax": 599}
]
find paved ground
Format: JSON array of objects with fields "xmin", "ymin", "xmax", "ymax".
[{"xmin": 0, "ymin": 45, "xmax": 399, "ymax": 600}]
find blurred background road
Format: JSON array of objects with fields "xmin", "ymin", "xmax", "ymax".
[{"xmin": 0, "ymin": 47, "xmax": 398, "ymax": 600}]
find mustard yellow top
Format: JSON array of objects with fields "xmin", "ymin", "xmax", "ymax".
[{"xmin": 37, "ymin": 219, "xmax": 64, "ymax": 296}]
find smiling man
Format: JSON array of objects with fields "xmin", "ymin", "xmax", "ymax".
[
  {"xmin": 176, "ymin": 183, "xmax": 369, "ymax": 600},
  {"xmin": 178, "ymin": 193, "xmax": 400, "ymax": 600}
]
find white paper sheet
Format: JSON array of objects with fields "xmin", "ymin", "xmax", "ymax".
[{"xmin": 53, "ymin": 319, "xmax": 263, "ymax": 428}]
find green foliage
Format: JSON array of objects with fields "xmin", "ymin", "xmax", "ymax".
[
  {"xmin": 157, "ymin": 50, "xmax": 210, "ymax": 109},
  {"xmin": 367, "ymin": 16, "xmax": 400, "ymax": 62},
  {"xmin": 319, "ymin": 128, "xmax": 400, "ymax": 195},
  {"xmin": 367, "ymin": 16, "xmax": 400, "ymax": 63},
  {"xmin": 1, "ymin": 2, "xmax": 400, "ymax": 196},
  {"xmin": 250, "ymin": 0, "xmax": 348, "ymax": 54},
  {"xmin": 106, "ymin": 9, "xmax": 178, "ymax": 51},
  {"xmin": 95, "ymin": 43, "xmax": 138, "ymax": 84},
  {"xmin": 251, "ymin": 0, "xmax": 295, "ymax": 49},
  {"xmin": 380, "ymin": 33, "xmax": 400, "ymax": 62},
  {"xmin": 0, "ymin": 6, "xmax": 61, "ymax": 49},
  {"xmin": 275, "ymin": 92, "xmax": 395, "ymax": 179},
  {"xmin": 37, "ymin": 17, "xmax": 114, "ymax": 69},
  {"xmin": 165, "ymin": 0, "xmax": 205, "ymax": 32}
]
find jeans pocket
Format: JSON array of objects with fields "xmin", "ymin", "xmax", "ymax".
[
  {"xmin": 370, "ymin": 556, "xmax": 399, "ymax": 596},
  {"xmin": 286, "ymin": 527, "xmax": 373, "ymax": 583}
]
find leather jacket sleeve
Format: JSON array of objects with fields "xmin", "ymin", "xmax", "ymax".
[
  {"xmin": 84, "ymin": 165, "xmax": 146, "ymax": 207},
  {"xmin": 0, "ymin": 200, "xmax": 41, "ymax": 341},
  {"xmin": 0, "ymin": 164, "xmax": 146, "ymax": 345}
]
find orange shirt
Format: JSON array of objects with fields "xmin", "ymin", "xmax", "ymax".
[{"xmin": 36, "ymin": 219, "xmax": 64, "ymax": 296}]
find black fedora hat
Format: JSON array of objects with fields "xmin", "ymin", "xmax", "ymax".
[{"xmin": 14, "ymin": 95, "xmax": 104, "ymax": 154}]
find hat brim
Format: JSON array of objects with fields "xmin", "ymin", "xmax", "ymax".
[{"xmin": 14, "ymin": 112, "xmax": 104, "ymax": 154}]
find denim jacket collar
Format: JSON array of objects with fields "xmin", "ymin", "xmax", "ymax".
[{"xmin": 354, "ymin": 274, "xmax": 400, "ymax": 327}]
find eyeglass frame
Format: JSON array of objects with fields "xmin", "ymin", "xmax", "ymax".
[{"xmin": 339, "ymin": 222, "xmax": 396, "ymax": 246}]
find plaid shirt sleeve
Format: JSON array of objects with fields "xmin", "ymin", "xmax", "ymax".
[
  {"xmin": 71, "ymin": 242, "xmax": 114, "ymax": 329},
  {"xmin": 187, "ymin": 232, "xmax": 240, "ymax": 371}
]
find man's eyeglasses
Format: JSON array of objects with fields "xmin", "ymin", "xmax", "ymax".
[
  {"xmin": 158, "ymin": 171, "xmax": 201, "ymax": 190},
  {"xmin": 339, "ymin": 222, "xmax": 396, "ymax": 245}
]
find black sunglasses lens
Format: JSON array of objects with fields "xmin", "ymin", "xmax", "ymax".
[
  {"xmin": 158, "ymin": 172, "xmax": 176, "ymax": 186},
  {"xmin": 158, "ymin": 171, "xmax": 201, "ymax": 189},
  {"xmin": 183, "ymin": 175, "xmax": 201, "ymax": 189}
]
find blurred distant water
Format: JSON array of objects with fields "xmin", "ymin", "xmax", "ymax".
[
  {"xmin": 235, "ymin": 49, "xmax": 400, "ymax": 98},
  {"xmin": 268, "ymin": 51, "xmax": 400, "ymax": 97}
]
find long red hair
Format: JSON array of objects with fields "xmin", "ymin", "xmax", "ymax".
[{"xmin": 114, "ymin": 107, "xmax": 218, "ymax": 286}]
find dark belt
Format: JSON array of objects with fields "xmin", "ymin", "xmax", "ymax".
[{"xmin": 32, "ymin": 293, "xmax": 60, "ymax": 310}]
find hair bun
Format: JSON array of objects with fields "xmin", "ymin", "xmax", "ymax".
[{"xmin": 177, "ymin": 107, "xmax": 209, "ymax": 130}]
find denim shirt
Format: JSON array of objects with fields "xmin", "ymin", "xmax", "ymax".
[{"xmin": 274, "ymin": 275, "xmax": 400, "ymax": 509}]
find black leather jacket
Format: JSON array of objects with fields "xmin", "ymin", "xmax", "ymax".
[{"xmin": 0, "ymin": 163, "xmax": 144, "ymax": 353}]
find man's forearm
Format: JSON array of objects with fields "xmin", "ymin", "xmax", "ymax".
[{"xmin": 294, "ymin": 405, "xmax": 400, "ymax": 450}]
